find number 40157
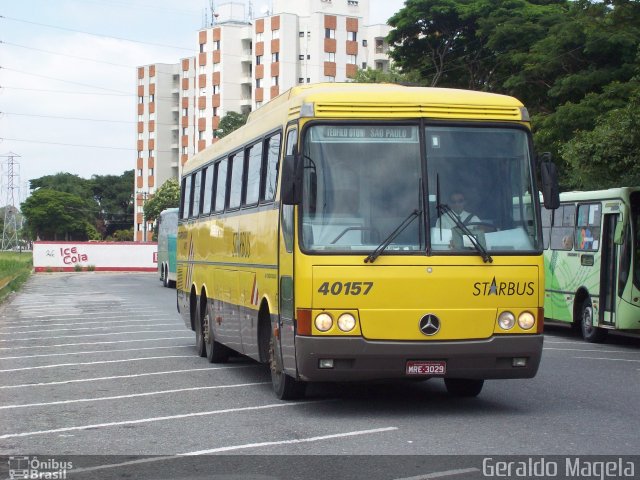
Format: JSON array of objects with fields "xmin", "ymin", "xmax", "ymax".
[{"xmin": 317, "ymin": 281, "xmax": 373, "ymax": 296}]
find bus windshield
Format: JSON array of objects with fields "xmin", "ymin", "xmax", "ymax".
[{"xmin": 300, "ymin": 122, "xmax": 541, "ymax": 255}]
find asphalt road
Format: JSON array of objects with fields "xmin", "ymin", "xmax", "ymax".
[{"xmin": 0, "ymin": 273, "xmax": 638, "ymax": 480}]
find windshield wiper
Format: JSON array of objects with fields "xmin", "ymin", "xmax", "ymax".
[
  {"xmin": 436, "ymin": 202, "xmax": 493, "ymax": 264},
  {"xmin": 364, "ymin": 209, "xmax": 421, "ymax": 264}
]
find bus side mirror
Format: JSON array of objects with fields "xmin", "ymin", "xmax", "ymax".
[
  {"xmin": 539, "ymin": 153, "xmax": 560, "ymax": 210},
  {"xmin": 281, "ymin": 154, "xmax": 302, "ymax": 205}
]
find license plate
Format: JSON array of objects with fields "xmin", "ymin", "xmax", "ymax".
[{"xmin": 406, "ymin": 360, "xmax": 446, "ymax": 376}]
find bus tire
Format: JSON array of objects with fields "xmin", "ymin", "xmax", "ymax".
[
  {"xmin": 204, "ymin": 298, "xmax": 229, "ymax": 363},
  {"xmin": 163, "ymin": 264, "xmax": 170, "ymax": 288},
  {"xmin": 580, "ymin": 297, "xmax": 607, "ymax": 343},
  {"xmin": 444, "ymin": 378, "xmax": 484, "ymax": 397},
  {"xmin": 269, "ymin": 329, "xmax": 306, "ymax": 400},
  {"xmin": 194, "ymin": 302, "xmax": 207, "ymax": 358}
]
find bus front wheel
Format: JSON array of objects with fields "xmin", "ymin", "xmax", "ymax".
[
  {"xmin": 580, "ymin": 297, "xmax": 607, "ymax": 343},
  {"xmin": 444, "ymin": 378, "xmax": 484, "ymax": 397},
  {"xmin": 269, "ymin": 331, "xmax": 306, "ymax": 400}
]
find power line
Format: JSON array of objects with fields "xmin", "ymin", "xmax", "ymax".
[
  {"xmin": 0, "ymin": 66, "xmax": 129, "ymax": 94},
  {"xmin": 2, "ymin": 111, "xmax": 177, "ymax": 127},
  {"xmin": 0, "ymin": 86, "xmax": 132, "ymax": 97},
  {"xmin": 0, "ymin": 41, "xmax": 184, "ymax": 79},
  {"xmin": 0, "ymin": 41, "xmax": 134, "ymax": 69},
  {"xmin": 1, "ymin": 137, "xmax": 177, "ymax": 154},
  {"xmin": 0, "ymin": 15, "xmax": 193, "ymax": 52}
]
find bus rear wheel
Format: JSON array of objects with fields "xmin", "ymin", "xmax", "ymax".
[
  {"xmin": 162, "ymin": 265, "xmax": 169, "ymax": 288},
  {"xmin": 204, "ymin": 299, "xmax": 229, "ymax": 363},
  {"xmin": 194, "ymin": 304, "xmax": 206, "ymax": 358},
  {"xmin": 580, "ymin": 297, "xmax": 607, "ymax": 343},
  {"xmin": 269, "ymin": 331, "xmax": 306, "ymax": 400},
  {"xmin": 444, "ymin": 378, "xmax": 484, "ymax": 397}
]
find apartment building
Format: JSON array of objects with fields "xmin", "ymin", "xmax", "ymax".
[{"xmin": 134, "ymin": 0, "xmax": 392, "ymax": 241}]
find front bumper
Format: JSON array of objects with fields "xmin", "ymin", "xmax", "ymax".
[{"xmin": 295, "ymin": 334, "xmax": 543, "ymax": 382}]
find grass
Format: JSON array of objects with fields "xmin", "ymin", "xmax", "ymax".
[{"xmin": 0, "ymin": 251, "xmax": 33, "ymax": 303}]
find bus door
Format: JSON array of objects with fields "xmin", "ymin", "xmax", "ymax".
[
  {"xmin": 599, "ymin": 212, "xmax": 620, "ymax": 326},
  {"xmin": 278, "ymin": 126, "xmax": 299, "ymax": 374}
]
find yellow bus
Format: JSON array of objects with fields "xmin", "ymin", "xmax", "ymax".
[{"xmin": 177, "ymin": 83, "xmax": 559, "ymax": 399}]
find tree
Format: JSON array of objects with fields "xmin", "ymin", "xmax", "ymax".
[
  {"xmin": 387, "ymin": 0, "xmax": 566, "ymax": 90},
  {"xmin": 353, "ymin": 65, "xmax": 423, "ymax": 84},
  {"xmin": 217, "ymin": 111, "xmax": 249, "ymax": 138},
  {"xmin": 561, "ymin": 84, "xmax": 640, "ymax": 189},
  {"xmin": 27, "ymin": 170, "xmax": 134, "ymax": 240},
  {"xmin": 143, "ymin": 178, "xmax": 180, "ymax": 222},
  {"xmin": 91, "ymin": 170, "xmax": 134, "ymax": 237},
  {"xmin": 21, "ymin": 189, "xmax": 95, "ymax": 241}
]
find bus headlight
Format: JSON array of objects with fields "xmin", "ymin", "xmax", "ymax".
[
  {"xmin": 337, "ymin": 313, "xmax": 356, "ymax": 332},
  {"xmin": 498, "ymin": 311, "xmax": 515, "ymax": 330},
  {"xmin": 315, "ymin": 313, "xmax": 333, "ymax": 332},
  {"xmin": 518, "ymin": 311, "xmax": 535, "ymax": 330}
]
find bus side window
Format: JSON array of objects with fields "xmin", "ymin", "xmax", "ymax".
[
  {"xmin": 262, "ymin": 132, "xmax": 281, "ymax": 202},
  {"xmin": 228, "ymin": 153, "xmax": 244, "ymax": 210},
  {"xmin": 541, "ymin": 207, "xmax": 552, "ymax": 249},
  {"xmin": 244, "ymin": 142, "xmax": 262, "ymax": 206},
  {"xmin": 550, "ymin": 205, "xmax": 574, "ymax": 250},
  {"xmin": 575, "ymin": 203, "xmax": 601, "ymax": 251},
  {"xmin": 202, "ymin": 165, "xmax": 213, "ymax": 215},
  {"xmin": 213, "ymin": 159, "xmax": 228, "ymax": 213},
  {"xmin": 180, "ymin": 177, "xmax": 190, "ymax": 220}
]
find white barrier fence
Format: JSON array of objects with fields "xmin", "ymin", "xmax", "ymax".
[{"xmin": 33, "ymin": 242, "xmax": 158, "ymax": 272}]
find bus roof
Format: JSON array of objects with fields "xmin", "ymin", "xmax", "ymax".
[
  {"xmin": 183, "ymin": 83, "xmax": 528, "ymax": 174},
  {"xmin": 559, "ymin": 187, "xmax": 640, "ymax": 203}
]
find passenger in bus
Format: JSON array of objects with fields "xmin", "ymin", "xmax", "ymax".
[{"xmin": 435, "ymin": 191, "xmax": 480, "ymax": 229}]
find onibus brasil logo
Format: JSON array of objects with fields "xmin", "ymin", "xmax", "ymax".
[{"xmin": 8, "ymin": 456, "xmax": 73, "ymax": 479}]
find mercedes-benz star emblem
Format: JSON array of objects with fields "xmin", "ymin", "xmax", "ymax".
[{"xmin": 419, "ymin": 314, "xmax": 441, "ymax": 336}]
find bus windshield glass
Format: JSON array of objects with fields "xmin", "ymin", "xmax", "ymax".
[
  {"xmin": 300, "ymin": 123, "xmax": 541, "ymax": 255},
  {"xmin": 301, "ymin": 124, "xmax": 424, "ymax": 253}
]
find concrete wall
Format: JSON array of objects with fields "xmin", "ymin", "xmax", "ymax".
[{"xmin": 33, "ymin": 242, "xmax": 158, "ymax": 272}]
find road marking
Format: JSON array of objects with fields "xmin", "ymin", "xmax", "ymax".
[
  {"xmin": 573, "ymin": 356, "xmax": 640, "ymax": 363},
  {"xmin": 67, "ymin": 427, "xmax": 397, "ymax": 475},
  {"xmin": 0, "ymin": 402, "xmax": 320, "ymax": 439},
  {"xmin": 0, "ymin": 355, "xmax": 195, "ymax": 372},
  {"xmin": 0, "ymin": 323, "xmax": 179, "ymax": 335},
  {"xmin": 2, "ymin": 312, "xmax": 167, "ymax": 322},
  {"xmin": 0, "ymin": 336, "xmax": 193, "ymax": 351},
  {"xmin": 0, "ymin": 382, "xmax": 270, "ymax": 409},
  {"xmin": 0, "ymin": 318, "xmax": 178, "ymax": 330},
  {"xmin": 0, "ymin": 344, "xmax": 192, "ymax": 360},
  {"xmin": 393, "ymin": 468, "xmax": 481, "ymax": 479},
  {"xmin": 545, "ymin": 347, "xmax": 640, "ymax": 355},
  {"xmin": 0, "ymin": 329, "xmax": 186, "ymax": 342},
  {"xmin": 183, "ymin": 426, "xmax": 399, "ymax": 455},
  {"xmin": 0, "ymin": 365, "xmax": 259, "ymax": 389}
]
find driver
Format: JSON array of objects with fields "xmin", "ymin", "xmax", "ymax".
[{"xmin": 435, "ymin": 191, "xmax": 479, "ymax": 229}]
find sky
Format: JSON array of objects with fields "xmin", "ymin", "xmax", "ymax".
[{"xmin": 0, "ymin": 0, "xmax": 405, "ymax": 203}]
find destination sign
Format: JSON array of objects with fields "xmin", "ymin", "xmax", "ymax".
[{"xmin": 310, "ymin": 126, "xmax": 419, "ymax": 143}]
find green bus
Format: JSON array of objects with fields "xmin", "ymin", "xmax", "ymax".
[
  {"xmin": 157, "ymin": 208, "xmax": 178, "ymax": 288},
  {"xmin": 543, "ymin": 187, "xmax": 640, "ymax": 342}
]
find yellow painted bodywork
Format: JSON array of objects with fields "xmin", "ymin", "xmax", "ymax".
[{"xmin": 177, "ymin": 83, "xmax": 541, "ymax": 346}]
